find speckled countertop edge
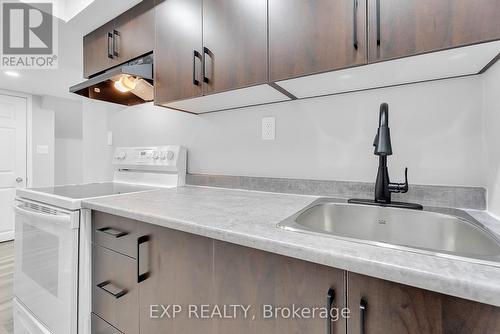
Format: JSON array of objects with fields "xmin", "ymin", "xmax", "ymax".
[{"xmin": 82, "ymin": 185, "xmax": 500, "ymax": 307}]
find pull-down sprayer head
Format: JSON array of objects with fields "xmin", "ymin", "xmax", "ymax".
[{"xmin": 373, "ymin": 103, "xmax": 393, "ymax": 156}]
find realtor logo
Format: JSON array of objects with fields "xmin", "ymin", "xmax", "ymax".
[{"xmin": 1, "ymin": 1, "xmax": 58, "ymax": 69}]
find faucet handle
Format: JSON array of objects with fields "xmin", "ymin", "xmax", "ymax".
[{"xmin": 389, "ymin": 167, "xmax": 409, "ymax": 193}]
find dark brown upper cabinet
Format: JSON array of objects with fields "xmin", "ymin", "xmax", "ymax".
[
  {"xmin": 269, "ymin": 0, "xmax": 367, "ymax": 82},
  {"xmin": 368, "ymin": 0, "xmax": 500, "ymax": 62},
  {"xmin": 154, "ymin": 0, "xmax": 203, "ymax": 105},
  {"xmin": 83, "ymin": 0, "xmax": 155, "ymax": 78},
  {"xmin": 83, "ymin": 21, "xmax": 116, "ymax": 78},
  {"xmin": 202, "ymin": 0, "xmax": 268, "ymax": 95},
  {"xmin": 112, "ymin": 0, "xmax": 155, "ymax": 64}
]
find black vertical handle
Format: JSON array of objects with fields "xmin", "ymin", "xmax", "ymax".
[
  {"xmin": 137, "ymin": 235, "xmax": 150, "ymax": 283},
  {"xmin": 203, "ymin": 47, "xmax": 210, "ymax": 84},
  {"xmin": 107, "ymin": 32, "xmax": 113, "ymax": 59},
  {"xmin": 376, "ymin": 0, "xmax": 381, "ymax": 46},
  {"xmin": 193, "ymin": 50, "xmax": 201, "ymax": 86},
  {"xmin": 327, "ymin": 288, "xmax": 335, "ymax": 334},
  {"xmin": 113, "ymin": 30, "xmax": 120, "ymax": 57},
  {"xmin": 353, "ymin": 0, "xmax": 358, "ymax": 50},
  {"xmin": 360, "ymin": 299, "xmax": 367, "ymax": 334}
]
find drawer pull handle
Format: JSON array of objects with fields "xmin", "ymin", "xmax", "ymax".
[
  {"xmin": 327, "ymin": 287, "xmax": 335, "ymax": 334},
  {"xmin": 137, "ymin": 235, "xmax": 150, "ymax": 283},
  {"xmin": 97, "ymin": 281, "xmax": 127, "ymax": 299},
  {"xmin": 97, "ymin": 227, "xmax": 128, "ymax": 238},
  {"xmin": 360, "ymin": 298, "xmax": 367, "ymax": 334},
  {"xmin": 353, "ymin": 0, "xmax": 358, "ymax": 50}
]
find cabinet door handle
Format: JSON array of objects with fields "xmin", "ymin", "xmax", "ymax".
[
  {"xmin": 193, "ymin": 50, "xmax": 201, "ymax": 86},
  {"xmin": 203, "ymin": 47, "xmax": 211, "ymax": 84},
  {"xmin": 360, "ymin": 298, "xmax": 367, "ymax": 334},
  {"xmin": 137, "ymin": 235, "xmax": 150, "ymax": 283},
  {"xmin": 107, "ymin": 32, "xmax": 113, "ymax": 59},
  {"xmin": 353, "ymin": 0, "xmax": 358, "ymax": 50},
  {"xmin": 376, "ymin": 0, "xmax": 381, "ymax": 46},
  {"xmin": 327, "ymin": 288, "xmax": 335, "ymax": 334},
  {"xmin": 113, "ymin": 30, "xmax": 120, "ymax": 57},
  {"xmin": 97, "ymin": 280, "xmax": 127, "ymax": 299},
  {"xmin": 96, "ymin": 227, "xmax": 128, "ymax": 238}
]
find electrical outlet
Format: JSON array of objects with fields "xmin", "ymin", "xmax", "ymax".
[{"xmin": 262, "ymin": 117, "xmax": 275, "ymax": 140}]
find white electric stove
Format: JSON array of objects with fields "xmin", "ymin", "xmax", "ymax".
[{"xmin": 13, "ymin": 146, "xmax": 186, "ymax": 334}]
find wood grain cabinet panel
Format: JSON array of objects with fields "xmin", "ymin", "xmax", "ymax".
[
  {"xmin": 137, "ymin": 223, "xmax": 214, "ymax": 334},
  {"xmin": 347, "ymin": 272, "xmax": 500, "ymax": 334},
  {"xmin": 112, "ymin": 0, "xmax": 155, "ymax": 64},
  {"xmin": 154, "ymin": 0, "xmax": 203, "ymax": 105},
  {"xmin": 202, "ymin": 0, "xmax": 269, "ymax": 94},
  {"xmin": 213, "ymin": 241, "xmax": 347, "ymax": 334},
  {"xmin": 368, "ymin": 0, "xmax": 500, "ymax": 62},
  {"xmin": 83, "ymin": 21, "xmax": 116, "ymax": 78},
  {"xmin": 269, "ymin": 0, "xmax": 367, "ymax": 82}
]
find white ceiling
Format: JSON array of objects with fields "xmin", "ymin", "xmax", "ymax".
[{"xmin": 0, "ymin": 0, "xmax": 141, "ymax": 100}]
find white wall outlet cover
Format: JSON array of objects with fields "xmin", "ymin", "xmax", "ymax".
[
  {"xmin": 107, "ymin": 131, "xmax": 113, "ymax": 146},
  {"xmin": 36, "ymin": 145, "xmax": 49, "ymax": 154},
  {"xmin": 262, "ymin": 117, "xmax": 276, "ymax": 140}
]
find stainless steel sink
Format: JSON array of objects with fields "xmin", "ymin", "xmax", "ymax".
[{"xmin": 278, "ymin": 198, "xmax": 500, "ymax": 266}]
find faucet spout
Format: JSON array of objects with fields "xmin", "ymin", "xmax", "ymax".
[{"xmin": 373, "ymin": 103, "xmax": 393, "ymax": 156}]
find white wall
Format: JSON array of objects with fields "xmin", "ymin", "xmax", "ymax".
[
  {"xmin": 484, "ymin": 62, "xmax": 500, "ymax": 217},
  {"xmin": 31, "ymin": 96, "xmax": 55, "ymax": 188},
  {"xmin": 81, "ymin": 99, "xmax": 118, "ymax": 183},
  {"xmin": 109, "ymin": 76, "xmax": 485, "ymax": 187}
]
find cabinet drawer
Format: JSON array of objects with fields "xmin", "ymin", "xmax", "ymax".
[
  {"xmin": 92, "ymin": 245, "xmax": 139, "ymax": 334},
  {"xmin": 92, "ymin": 211, "xmax": 138, "ymax": 258},
  {"xmin": 91, "ymin": 313, "xmax": 124, "ymax": 334}
]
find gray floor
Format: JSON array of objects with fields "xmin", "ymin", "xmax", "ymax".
[{"xmin": 0, "ymin": 241, "xmax": 14, "ymax": 334}]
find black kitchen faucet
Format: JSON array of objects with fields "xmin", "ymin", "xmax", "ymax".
[{"xmin": 349, "ymin": 103, "xmax": 423, "ymax": 210}]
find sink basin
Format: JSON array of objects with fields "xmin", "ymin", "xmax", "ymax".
[{"xmin": 278, "ymin": 198, "xmax": 500, "ymax": 265}]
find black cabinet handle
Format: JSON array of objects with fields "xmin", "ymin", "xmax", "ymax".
[
  {"xmin": 113, "ymin": 30, "xmax": 120, "ymax": 57},
  {"xmin": 96, "ymin": 280, "xmax": 127, "ymax": 299},
  {"xmin": 96, "ymin": 227, "xmax": 128, "ymax": 238},
  {"xmin": 360, "ymin": 298, "xmax": 367, "ymax": 334},
  {"xmin": 107, "ymin": 32, "xmax": 113, "ymax": 59},
  {"xmin": 203, "ymin": 47, "xmax": 211, "ymax": 84},
  {"xmin": 193, "ymin": 50, "xmax": 201, "ymax": 86},
  {"xmin": 376, "ymin": 0, "xmax": 381, "ymax": 46},
  {"xmin": 327, "ymin": 288, "xmax": 335, "ymax": 334},
  {"xmin": 137, "ymin": 235, "xmax": 150, "ymax": 283},
  {"xmin": 353, "ymin": 0, "xmax": 358, "ymax": 50}
]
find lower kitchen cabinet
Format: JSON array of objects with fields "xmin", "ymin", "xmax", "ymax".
[
  {"xmin": 213, "ymin": 240, "xmax": 346, "ymax": 334},
  {"xmin": 137, "ymin": 223, "xmax": 214, "ymax": 334},
  {"xmin": 91, "ymin": 213, "xmax": 500, "ymax": 334},
  {"xmin": 347, "ymin": 272, "xmax": 500, "ymax": 334}
]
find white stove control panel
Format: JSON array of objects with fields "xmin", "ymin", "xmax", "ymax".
[{"xmin": 113, "ymin": 146, "xmax": 186, "ymax": 174}]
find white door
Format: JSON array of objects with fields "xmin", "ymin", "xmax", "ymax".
[{"xmin": 0, "ymin": 94, "xmax": 27, "ymax": 242}]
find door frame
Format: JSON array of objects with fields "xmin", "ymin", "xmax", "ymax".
[{"xmin": 0, "ymin": 89, "xmax": 33, "ymax": 242}]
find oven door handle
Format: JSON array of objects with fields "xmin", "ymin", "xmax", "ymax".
[{"xmin": 13, "ymin": 203, "xmax": 71, "ymax": 224}]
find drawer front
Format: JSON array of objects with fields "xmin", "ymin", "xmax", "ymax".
[
  {"xmin": 92, "ymin": 245, "xmax": 138, "ymax": 334},
  {"xmin": 93, "ymin": 211, "xmax": 138, "ymax": 258},
  {"xmin": 91, "ymin": 313, "xmax": 124, "ymax": 334}
]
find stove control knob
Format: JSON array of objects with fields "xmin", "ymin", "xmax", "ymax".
[
  {"xmin": 159, "ymin": 152, "xmax": 166, "ymax": 160},
  {"xmin": 152, "ymin": 151, "xmax": 159, "ymax": 160},
  {"xmin": 166, "ymin": 151, "xmax": 175, "ymax": 161},
  {"xmin": 116, "ymin": 152, "xmax": 126, "ymax": 160}
]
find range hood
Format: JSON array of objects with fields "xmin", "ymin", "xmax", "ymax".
[{"xmin": 70, "ymin": 54, "xmax": 153, "ymax": 106}]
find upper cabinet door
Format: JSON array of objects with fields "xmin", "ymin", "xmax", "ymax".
[
  {"xmin": 83, "ymin": 21, "xmax": 117, "ymax": 78},
  {"xmin": 113, "ymin": 0, "xmax": 155, "ymax": 63},
  {"xmin": 154, "ymin": 0, "xmax": 203, "ymax": 105},
  {"xmin": 202, "ymin": 0, "xmax": 268, "ymax": 95},
  {"xmin": 269, "ymin": 0, "xmax": 367, "ymax": 82},
  {"xmin": 368, "ymin": 0, "xmax": 500, "ymax": 62}
]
